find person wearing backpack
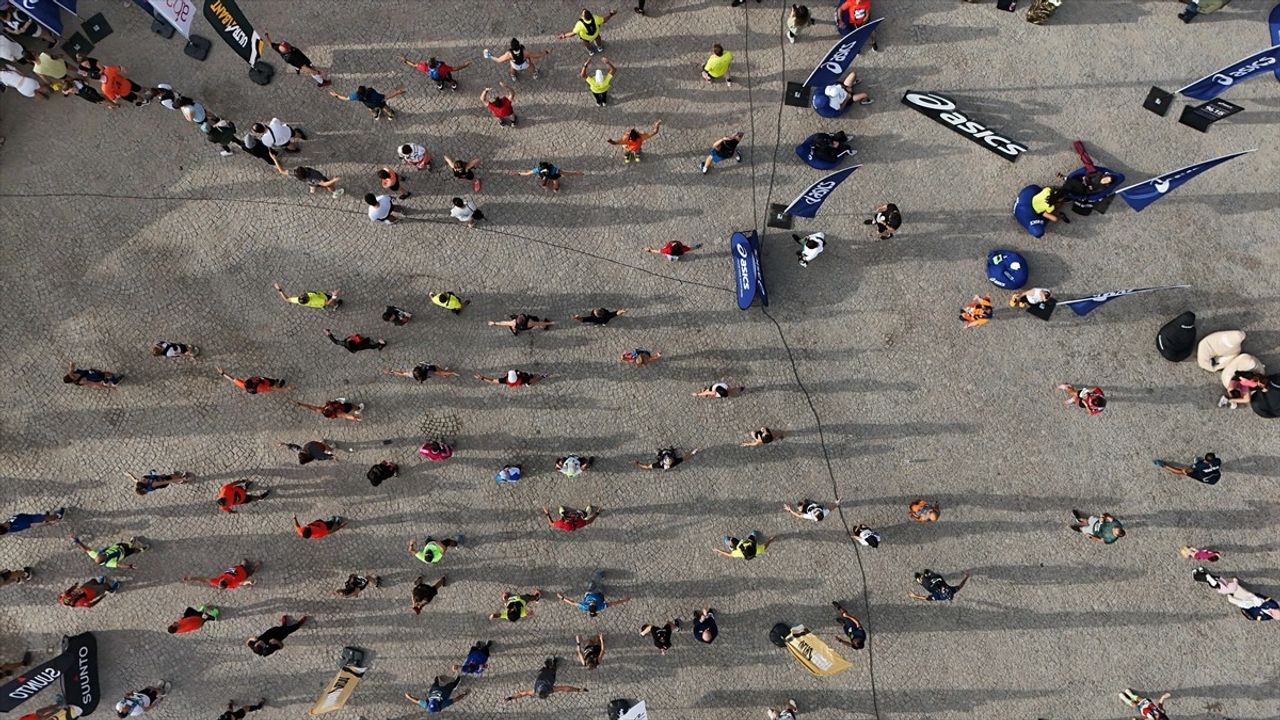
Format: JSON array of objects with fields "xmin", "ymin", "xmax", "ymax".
[{"xmin": 401, "ymin": 55, "xmax": 471, "ymax": 91}]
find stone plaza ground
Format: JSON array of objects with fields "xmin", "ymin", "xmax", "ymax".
[{"xmin": 1, "ymin": 1, "xmax": 1278, "ymax": 718}]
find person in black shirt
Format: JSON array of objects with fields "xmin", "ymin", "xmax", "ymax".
[
  {"xmin": 574, "ymin": 307, "xmax": 627, "ymax": 325},
  {"xmin": 693, "ymin": 608, "xmax": 718, "ymax": 643},
  {"xmin": 488, "ymin": 313, "xmax": 555, "ymax": 336},
  {"xmin": 701, "ymin": 132, "xmax": 744, "ymax": 174},
  {"xmin": 504, "ymin": 658, "xmax": 587, "ymax": 701},
  {"xmin": 832, "ymin": 601, "xmax": 867, "ymax": 649},
  {"xmin": 264, "ymin": 32, "xmax": 328, "ymax": 86},
  {"xmin": 865, "ymin": 202, "xmax": 901, "ymax": 239},
  {"xmin": 246, "ymin": 615, "xmax": 307, "ymax": 656},
  {"xmin": 217, "ymin": 699, "xmax": 266, "ymax": 720},
  {"xmin": 1154, "ymin": 453, "xmax": 1222, "ymax": 485},
  {"xmin": 324, "ymin": 329, "xmax": 386, "ymax": 353}
]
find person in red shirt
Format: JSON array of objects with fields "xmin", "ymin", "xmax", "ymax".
[
  {"xmin": 642, "ymin": 240, "xmax": 701, "ymax": 261},
  {"xmin": 167, "ymin": 605, "xmax": 219, "ymax": 634},
  {"xmin": 607, "ymin": 120, "xmax": 661, "ymax": 163},
  {"xmin": 183, "ymin": 559, "xmax": 261, "ymax": 589},
  {"xmin": 58, "ymin": 576, "xmax": 119, "ymax": 608},
  {"xmin": 475, "ymin": 369, "xmax": 547, "ymax": 388},
  {"xmin": 836, "ymin": 0, "xmax": 879, "ymax": 50},
  {"xmin": 217, "ymin": 480, "xmax": 270, "ymax": 513},
  {"xmin": 543, "ymin": 506, "xmax": 600, "ymax": 532},
  {"xmin": 294, "ymin": 514, "xmax": 346, "ymax": 539},
  {"xmin": 480, "ymin": 83, "xmax": 517, "ymax": 128},
  {"xmin": 401, "ymin": 54, "xmax": 471, "ymax": 91},
  {"xmin": 217, "ymin": 368, "xmax": 287, "ymax": 394}
]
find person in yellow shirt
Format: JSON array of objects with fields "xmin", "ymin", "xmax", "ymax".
[
  {"xmin": 1031, "ymin": 186, "xmax": 1070, "ymax": 224},
  {"xmin": 580, "ymin": 57, "xmax": 617, "ymax": 106},
  {"xmin": 701, "ymin": 43, "xmax": 734, "ymax": 85},
  {"xmin": 558, "ymin": 8, "xmax": 618, "ymax": 55}
]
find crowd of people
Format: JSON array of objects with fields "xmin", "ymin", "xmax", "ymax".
[{"xmin": 0, "ymin": 1, "xmax": 1273, "ymax": 719}]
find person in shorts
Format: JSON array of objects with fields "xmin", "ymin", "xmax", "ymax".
[
  {"xmin": 364, "ymin": 193, "xmax": 404, "ymax": 224},
  {"xmin": 449, "ymin": 197, "xmax": 485, "ymax": 227},
  {"xmin": 701, "ymin": 132, "xmax": 744, "ymax": 173},
  {"xmin": 63, "ymin": 362, "xmax": 121, "ymax": 388},
  {"xmin": 544, "ymin": 505, "xmax": 599, "ymax": 531},
  {"xmin": 513, "ymin": 162, "xmax": 583, "ymax": 193},
  {"xmin": 693, "ymin": 608, "xmax": 718, "ymax": 643},
  {"xmin": 694, "ymin": 382, "xmax": 744, "ymax": 398},
  {"xmin": 409, "ymin": 535, "xmax": 461, "ymax": 564},
  {"xmin": 639, "ymin": 619, "xmax": 681, "ymax": 655},
  {"xmin": 574, "ymin": 307, "xmax": 626, "ymax": 325},
  {"xmin": 274, "ymin": 284, "xmax": 341, "ymax": 308},
  {"xmin": 481, "ymin": 83, "xmax": 518, "ymax": 127},
  {"xmin": 182, "ymin": 559, "xmax": 259, "ymax": 589},
  {"xmin": 335, "ymin": 573, "xmax": 380, "ymax": 597},
  {"xmin": 741, "ymin": 426, "xmax": 776, "ymax": 447},
  {"xmin": 484, "ymin": 38, "xmax": 550, "ymax": 82},
  {"xmin": 401, "ymin": 54, "xmax": 472, "ymax": 91},
  {"xmin": 1069, "ymin": 510, "xmax": 1124, "ymax": 544},
  {"xmin": 831, "ymin": 600, "xmax": 867, "ymax": 649},
  {"xmin": 1154, "ymin": 453, "xmax": 1221, "ymax": 485},
  {"xmin": 910, "ymin": 569, "xmax": 968, "ymax": 602},
  {"xmin": 0, "ymin": 509, "xmax": 63, "ymax": 536},
  {"xmin": 216, "ymin": 480, "xmax": 270, "ymax": 513},
  {"xmin": 635, "ymin": 446, "xmax": 701, "ymax": 471},
  {"xmin": 444, "ymin": 155, "xmax": 483, "ymax": 192},
  {"xmin": 716, "ymin": 531, "xmax": 774, "ymax": 560},
  {"xmin": 643, "ymin": 240, "xmax": 700, "ymax": 261},
  {"xmin": 504, "ymin": 658, "xmax": 587, "ymax": 701},
  {"xmin": 555, "ymin": 455, "xmax": 593, "ymax": 477},
  {"xmin": 397, "ymin": 143, "xmax": 434, "ymax": 171},
  {"xmin": 331, "ymin": 85, "xmax": 405, "ymax": 120},
  {"xmin": 385, "ymin": 363, "xmax": 460, "ymax": 382},
  {"xmin": 557, "ymin": 8, "xmax": 618, "ymax": 54},
  {"xmin": 281, "ymin": 440, "xmax": 339, "ymax": 465},
  {"xmin": 488, "ymin": 313, "xmax": 555, "ymax": 336},
  {"xmin": 325, "ymin": 329, "xmax": 386, "ymax": 352},
  {"xmin": 701, "ymin": 43, "xmax": 734, "ymax": 84},
  {"xmin": 411, "ymin": 576, "xmax": 448, "ymax": 614},
  {"xmin": 850, "ymin": 524, "xmax": 882, "ymax": 548},
  {"xmin": 432, "ymin": 292, "xmax": 469, "ymax": 314},
  {"xmin": 377, "ymin": 167, "xmax": 411, "ymax": 200},
  {"xmin": 489, "ymin": 589, "xmax": 542, "ymax": 622},
  {"xmin": 576, "ymin": 633, "xmax": 604, "ymax": 669},
  {"xmin": 784, "ymin": 499, "xmax": 832, "ymax": 522},
  {"xmin": 404, "ymin": 675, "xmax": 467, "ymax": 713},
  {"xmin": 453, "ymin": 641, "xmax": 492, "ymax": 675},
  {"xmin": 495, "ymin": 464, "xmax": 523, "ymax": 484},
  {"xmin": 253, "ymin": 118, "xmax": 305, "ymax": 152},
  {"xmin": 127, "ymin": 470, "xmax": 191, "ymax": 495},
  {"xmin": 909, "ymin": 498, "xmax": 940, "ymax": 522},
  {"xmin": 557, "ymin": 570, "xmax": 630, "ymax": 617},
  {"xmin": 265, "ymin": 32, "xmax": 328, "ymax": 85},
  {"xmin": 239, "ymin": 134, "xmax": 285, "ymax": 173},
  {"xmin": 608, "ymin": 120, "xmax": 660, "ymax": 163},
  {"xmin": 1056, "ymin": 383, "xmax": 1106, "ymax": 415}
]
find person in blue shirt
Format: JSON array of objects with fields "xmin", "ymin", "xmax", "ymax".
[
  {"xmin": 556, "ymin": 570, "xmax": 630, "ymax": 618},
  {"xmin": 405, "ymin": 676, "xmax": 467, "ymax": 714},
  {"xmin": 909, "ymin": 569, "xmax": 969, "ymax": 602},
  {"xmin": 511, "ymin": 162, "xmax": 583, "ymax": 192},
  {"xmin": 453, "ymin": 641, "xmax": 491, "ymax": 676},
  {"xmin": 329, "ymin": 85, "xmax": 406, "ymax": 120},
  {"xmin": 1154, "ymin": 452, "xmax": 1222, "ymax": 485}
]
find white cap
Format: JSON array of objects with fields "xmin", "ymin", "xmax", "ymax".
[
  {"xmin": 595, "ymin": 69, "xmax": 605, "ymax": 84},
  {"xmin": 506, "ymin": 370, "xmax": 518, "ymax": 383}
]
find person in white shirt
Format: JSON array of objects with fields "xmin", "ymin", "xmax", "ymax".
[
  {"xmin": 850, "ymin": 524, "xmax": 881, "ymax": 548},
  {"xmin": 254, "ymin": 118, "xmax": 304, "ymax": 152},
  {"xmin": 0, "ymin": 67, "xmax": 45, "ymax": 98},
  {"xmin": 792, "ymin": 232, "xmax": 825, "ymax": 267},
  {"xmin": 822, "ymin": 70, "xmax": 871, "ymax": 112},
  {"xmin": 784, "ymin": 499, "xmax": 834, "ymax": 522},
  {"xmin": 398, "ymin": 143, "xmax": 433, "ymax": 170},
  {"xmin": 449, "ymin": 197, "xmax": 484, "ymax": 227},
  {"xmin": 364, "ymin": 193, "xmax": 403, "ymax": 224}
]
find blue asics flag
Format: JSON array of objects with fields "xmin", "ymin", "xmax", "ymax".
[
  {"xmin": 731, "ymin": 230, "xmax": 768, "ymax": 310},
  {"xmin": 1271, "ymin": 3, "xmax": 1280, "ymax": 79},
  {"xmin": 802, "ymin": 18, "xmax": 882, "ymax": 89},
  {"xmin": 7, "ymin": 0, "xmax": 63, "ymax": 35},
  {"xmin": 1115, "ymin": 150, "xmax": 1254, "ymax": 212},
  {"xmin": 783, "ymin": 165, "xmax": 861, "ymax": 219},
  {"xmin": 1178, "ymin": 44, "xmax": 1280, "ymax": 100},
  {"xmin": 1061, "ymin": 285, "xmax": 1191, "ymax": 317}
]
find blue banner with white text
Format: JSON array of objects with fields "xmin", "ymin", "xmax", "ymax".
[
  {"xmin": 1061, "ymin": 286, "xmax": 1191, "ymax": 317},
  {"xmin": 802, "ymin": 18, "xmax": 882, "ymax": 89},
  {"xmin": 1178, "ymin": 44, "xmax": 1280, "ymax": 100},
  {"xmin": 1271, "ymin": 4, "xmax": 1280, "ymax": 79},
  {"xmin": 731, "ymin": 231, "xmax": 767, "ymax": 310},
  {"xmin": 7, "ymin": 0, "xmax": 63, "ymax": 35},
  {"xmin": 784, "ymin": 165, "xmax": 860, "ymax": 219},
  {"xmin": 1115, "ymin": 150, "xmax": 1253, "ymax": 213}
]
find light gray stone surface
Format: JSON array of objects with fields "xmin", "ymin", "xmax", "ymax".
[{"xmin": 0, "ymin": 1, "xmax": 1277, "ymax": 718}]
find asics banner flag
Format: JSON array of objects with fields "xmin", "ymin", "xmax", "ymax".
[
  {"xmin": 731, "ymin": 230, "xmax": 768, "ymax": 310},
  {"xmin": 802, "ymin": 18, "xmax": 882, "ymax": 89},
  {"xmin": 1060, "ymin": 285, "xmax": 1192, "ymax": 317},
  {"xmin": 783, "ymin": 165, "xmax": 860, "ymax": 219},
  {"xmin": 1178, "ymin": 44, "xmax": 1280, "ymax": 100},
  {"xmin": 1115, "ymin": 150, "xmax": 1254, "ymax": 212}
]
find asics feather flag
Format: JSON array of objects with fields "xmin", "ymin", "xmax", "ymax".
[
  {"xmin": 1178, "ymin": 44, "xmax": 1280, "ymax": 100},
  {"xmin": 783, "ymin": 165, "xmax": 860, "ymax": 219},
  {"xmin": 1271, "ymin": 4, "xmax": 1280, "ymax": 79},
  {"xmin": 1060, "ymin": 285, "xmax": 1191, "ymax": 317},
  {"xmin": 802, "ymin": 19, "xmax": 882, "ymax": 89},
  {"xmin": 1115, "ymin": 150, "xmax": 1254, "ymax": 212},
  {"xmin": 731, "ymin": 230, "xmax": 768, "ymax": 310}
]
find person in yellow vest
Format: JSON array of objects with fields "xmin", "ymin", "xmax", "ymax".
[
  {"xmin": 274, "ymin": 283, "xmax": 342, "ymax": 308},
  {"xmin": 431, "ymin": 291, "xmax": 469, "ymax": 315},
  {"xmin": 558, "ymin": 8, "xmax": 618, "ymax": 55},
  {"xmin": 1031, "ymin": 186, "xmax": 1070, "ymax": 225},
  {"xmin": 580, "ymin": 57, "xmax": 617, "ymax": 106},
  {"xmin": 702, "ymin": 43, "xmax": 734, "ymax": 85}
]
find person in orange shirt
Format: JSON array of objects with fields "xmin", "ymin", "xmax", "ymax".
[
  {"xmin": 183, "ymin": 559, "xmax": 261, "ymax": 589},
  {"xmin": 960, "ymin": 295, "xmax": 993, "ymax": 328},
  {"xmin": 216, "ymin": 480, "xmax": 270, "ymax": 513},
  {"xmin": 167, "ymin": 605, "xmax": 219, "ymax": 634},
  {"xmin": 99, "ymin": 64, "xmax": 147, "ymax": 106},
  {"xmin": 607, "ymin": 119, "xmax": 661, "ymax": 163},
  {"xmin": 294, "ymin": 514, "xmax": 346, "ymax": 539},
  {"xmin": 836, "ymin": 0, "xmax": 879, "ymax": 51}
]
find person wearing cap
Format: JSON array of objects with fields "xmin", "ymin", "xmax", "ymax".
[
  {"xmin": 432, "ymin": 291, "xmax": 469, "ymax": 314},
  {"xmin": 701, "ymin": 132, "xmax": 745, "ymax": 174},
  {"xmin": 405, "ymin": 676, "xmax": 467, "ymax": 714},
  {"xmin": 822, "ymin": 70, "xmax": 872, "ymax": 114},
  {"xmin": 475, "ymin": 369, "xmax": 547, "ymax": 388},
  {"xmin": 265, "ymin": 32, "xmax": 328, "ymax": 85},
  {"xmin": 701, "ymin": 43, "xmax": 734, "ymax": 84},
  {"xmin": 580, "ymin": 56, "xmax": 616, "ymax": 106}
]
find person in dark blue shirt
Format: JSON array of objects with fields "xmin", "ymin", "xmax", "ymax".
[
  {"xmin": 1154, "ymin": 452, "xmax": 1221, "ymax": 485},
  {"xmin": 453, "ymin": 641, "xmax": 491, "ymax": 676},
  {"xmin": 405, "ymin": 676, "xmax": 466, "ymax": 714}
]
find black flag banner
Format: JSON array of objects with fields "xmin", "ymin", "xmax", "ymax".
[
  {"xmin": 0, "ymin": 633, "xmax": 100, "ymax": 716},
  {"xmin": 202, "ymin": 0, "xmax": 261, "ymax": 66}
]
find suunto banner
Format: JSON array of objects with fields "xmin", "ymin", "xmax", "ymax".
[
  {"xmin": 900, "ymin": 91, "xmax": 1028, "ymax": 162},
  {"xmin": 730, "ymin": 230, "xmax": 768, "ymax": 310},
  {"xmin": 0, "ymin": 633, "xmax": 99, "ymax": 716},
  {"xmin": 1178, "ymin": 44, "xmax": 1280, "ymax": 101},
  {"xmin": 1115, "ymin": 150, "xmax": 1254, "ymax": 212},
  {"xmin": 202, "ymin": 0, "xmax": 261, "ymax": 66},
  {"xmin": 802, "ymin": 18, "xmax": 882, "ymax": 89},
  {"xmin": 783, "ymin": 165, "xmax": 859, "ymax": 219}
]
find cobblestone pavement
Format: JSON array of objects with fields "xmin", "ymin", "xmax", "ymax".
[{"xmin": 1, "ymin": 1, "xmax": 1277, "ymax": 718}]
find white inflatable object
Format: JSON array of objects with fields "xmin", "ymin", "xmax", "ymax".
[{"xmin": 1197, "ymin": 330, "xmax": 1246, "ymax": 372}]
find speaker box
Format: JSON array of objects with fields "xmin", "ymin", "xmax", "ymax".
[
  {"xmin": 82, "ymin": 13, "xmax": 113, "ymax": 43},
  {"xmin": 1143, "ymin": 86, "xmax": 1173, "ymax": 116},
  {"xmin": 1178, "ymin": 104, "xmax": 1213, "ymax": 132}
]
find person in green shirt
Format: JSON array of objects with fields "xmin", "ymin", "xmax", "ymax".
[
  {"xmin": 1069, "ymin": 510, "xmax": 1124, "ymax": 544},
  {"xmin": 71, "ymin": 536, "xmax": 149, "ymax": 569},
  {"xmin": 274, "ymin": 283, "xmax": 341, "ymax": 308},
  {"xmin": 702, "ymin": 43, "xmax": 734, "ymax": 85},
  {"xmin": 558, "ymin": 8, "xmax": 618, "ymax": 55},
  {"xmin": 408, "ymin": 535, "xmax": 461, "ymax": 564},
  {"xmin": 1030, "ymin": 186, "xmax": 1069, "ymax": 225},
  {"xmin": 580, "ymin": 57, "xmax": 617, "ymax": 106}
]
